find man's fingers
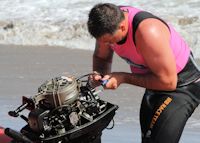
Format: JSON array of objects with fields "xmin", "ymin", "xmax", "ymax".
[{"xmin": 102, "ymin": 75, "xmax": 111, "ymax": 80}]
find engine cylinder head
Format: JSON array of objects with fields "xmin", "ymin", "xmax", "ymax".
[{"xmin": 36, "ymin": 76, "xmax": 80, "ymax": 108}]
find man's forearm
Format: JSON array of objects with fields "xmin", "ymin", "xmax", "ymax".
[
  {"xmin": 93, "ymin": 55, "xmax": 112, "ymax": 75},
  {"xmin": 120, "ymin": 72, "xmax": 177, "ymax": 91}
]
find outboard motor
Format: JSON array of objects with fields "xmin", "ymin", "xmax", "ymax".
[{"xmin": 5, "ymin": 74, "xmax": 118, "ymax": 143}]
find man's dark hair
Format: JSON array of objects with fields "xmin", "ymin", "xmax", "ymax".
[{"xmin": 87, "ymin": 3, "xmax": 125, "ymax": 38}]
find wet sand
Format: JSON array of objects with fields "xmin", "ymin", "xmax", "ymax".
[{"xmin": 0, "ymin": 45, "xmax": 200, "ymax": 142}]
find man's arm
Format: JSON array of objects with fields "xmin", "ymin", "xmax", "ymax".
[
  {"xmin": 125, "ymin": 18, "xmax": 177, "ymax": 90},
  {"xmin": 93, "ymin": 40, "xmax": 114, "ymax": 75},
  {"xmin": 104, "ymin": 18, "xmax": 177, "ymax": 91}
]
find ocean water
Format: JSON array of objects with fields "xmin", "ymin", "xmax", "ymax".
[{"xmin": 0, "ymin": 0, "xmax": 200, "ymax": 56}]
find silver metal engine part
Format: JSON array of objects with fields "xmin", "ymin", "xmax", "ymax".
[{"xmin": 34, "ymin": 76, "xmax": 80, "ymax": 108}]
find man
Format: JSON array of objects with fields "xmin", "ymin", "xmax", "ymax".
[{"xmin": 87, "ymin": 3, "xmax": 200, "ymax": 143}]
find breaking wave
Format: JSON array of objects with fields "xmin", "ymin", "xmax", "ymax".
[{"xmin": 0, "ymin": 0, "xmax": 199, "ymax": 57}]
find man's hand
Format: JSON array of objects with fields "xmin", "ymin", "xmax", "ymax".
[
  {"xmin": 100, "ymin": 72, "xmax": 125, "ymax": 89},
  {"xmin": 89, "ymin": 71, "xmax": 125, "ymax": 89},
  {"xmin": 89, "ymin": 71, "xmax": 103, "ymax": 88}
]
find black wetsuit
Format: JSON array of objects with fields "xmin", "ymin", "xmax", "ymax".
[{"xmin": 140, "ymin": 56, "xmax": 200, "ymax": 143}]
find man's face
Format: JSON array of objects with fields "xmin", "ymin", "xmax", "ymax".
[
  {"xmin": 98, "ymin": 28, "xmax": 125, "ymax": 46},
  {"xmin": 97, "ymin": 16, "xmax": 128, "ymax": 46}
]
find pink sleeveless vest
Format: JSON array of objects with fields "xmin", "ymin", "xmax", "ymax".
[{"xmin": 111, "ymin": 6, "xmax": 190, "ymax": 74}]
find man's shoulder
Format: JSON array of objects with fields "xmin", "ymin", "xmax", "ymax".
[{"xmin": 132, "ymin": 11, "xmax": 169, "ymax": 45}]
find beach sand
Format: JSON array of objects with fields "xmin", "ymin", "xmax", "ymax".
[{"xmin": 0, "ymin": 45, "xmax": 200, "ymax": 143}]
